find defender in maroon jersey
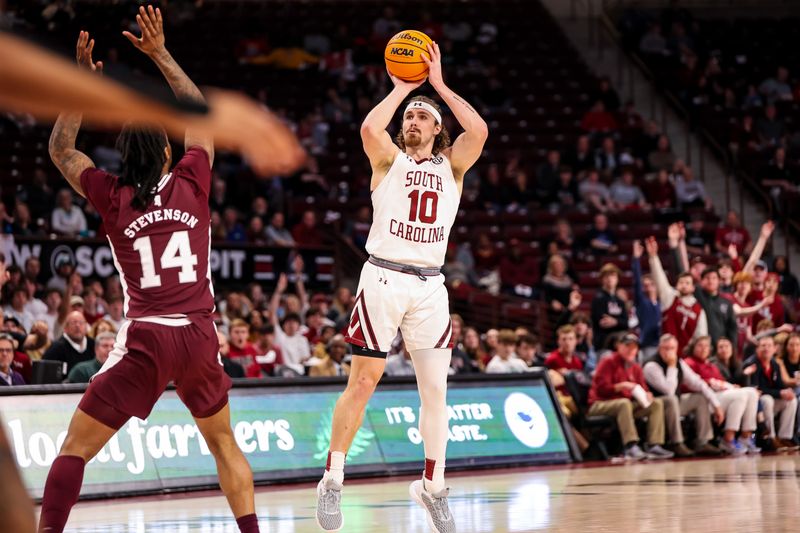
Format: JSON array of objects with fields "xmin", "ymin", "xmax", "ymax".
[{"xmin": 39, "ymin": 8, "xmax": 263, "ymax": 533}]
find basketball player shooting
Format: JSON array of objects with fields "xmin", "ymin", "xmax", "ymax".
[
  {"xmin": 315, "ymin": 42, "xmax": 488, "ymax": 533},
  {"xmin": 38, "ymin": 7, "xmax": 262, "ymax": 533}
]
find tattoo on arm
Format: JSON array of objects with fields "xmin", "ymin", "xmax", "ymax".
[
  {"xmin": 49, "ymin": 112, "xmax": 93, "ymax": 196},
  {"xmin": 452, "ymin": 94, "xmax": 478, "ymax": 115},
  {"xmin": 152, "ymin": 49, "xmax": 205, "ymax": 104}
]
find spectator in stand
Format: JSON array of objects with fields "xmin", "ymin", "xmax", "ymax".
[
  {"xmin": 751, "ymin": 274, "xmax": 786, "ymax": 335},
  {"xmin": 542, "ymin": 254, "xmax": 575, "ymax": 313},
  {"xmin": 499, "ymin": 240, "xmax": 537, "ymax": 298},
  {"xmin": 670, "ymin": 220, "xmax": 756, "ymax": 349},
  {"xmin": 756, "ymin": 104, "xmax": 785, "ymax": 147},
  {"xmin": 385, "ymin": 340, "xmax": 414, "ymax": 376},
  {"xmin": 270, "ymin": 273, "xmax": 311, "ymax": 373},
  {"xmin": 579, "ymin": 168, "xmax": 614, "ymax": 213},
  {"xmin": 748, "ymin": 335, "xmax": 798, "ymax": 449},
  {"xmin": 683, "ymin": 336, "xmax": 761, "ymax": 454},
  {"xmin": 309, "ymin": 335, "xmax": 350, "ymax": 377},
  {"xmin": 643, "ymin": 334, "xmax": 723, "ymax": 457},
  {"xmin": 516, "ymin": 334, "xmax": 542, "ymax": 369},
  {"xmin": 327, "ymin": 287, "xmax": 353, "ymax": 328},
  {"xmin": 715, "ymin": 210, "xmax": 752, "ymax": 255},
  {"xmin": 463, "ymin": 327, "xmax": 488, "ymax": 370},
  {"xmin": 545, "ymin": 325, "xmax": 585, "ymax": 408},
  {"xmin": 51, "ymin": 188, "xmax": 87, "ymax": 237},
  {"xmin": 23, "ymin": 321, "xmax": 50, "ymax": 361},
  {"xmin": 569, "ymin": 313, "xmax": 597, "ymax": 371},
  {"xmin": 593, "ymin": 77, "xmax": 621, "ymax": 112},
  {"xmin": 449, "ymin": 314, "xmax": 479, "ymax": 374},
  {"xmin": 728, "ymin": 271, "xmax": 773, "ymax": 353},
  {"xmin": 292, "ymin": 210, "xmax": 323, "ymax": 246},
  {"xmin": 547, "ymin": 218, "xmax": 577, "ymax": 259},
  {"xmin": 479, "ymin": 163, "xmax": 506, "ymax": 211},
  {"xmin": 227, "ymin": 319, "xmax": 260, "ymax": 377},
  {"xmin": 265, "ymin": 212, "xmax": 296, "ymax": 247},
  {"xmin": 683, "ymin": 213, "xmax": 711, "ymax": 255},
  {"xmin": 222, "ymin": 207, "xmax": 246, "ymax": 242},
  {"xmin": 778, "ymin": 333, "xmax": 800, "ymax": 394},
  {"xmin": 303, "ymin": 306, "xmax": 327, "ymax": 345},
  {"xmin": 587, "ymin": 334, "xmax": 674, "ymax": 460},
  {"xmin": 253, "ymin": 325, "xmax": 283, "ymax": 376},
  {"xmin": 639, "ymin": 23, "xmax": 667, "ymax": 56},
  {"xmin": 594, "ymin": 137, "xmax": 621, "ymax": 178},
  {"xmin": 647, "ymin": 135, "xmax": 676, "ymax": 172},
  {"xmin": 42, "ymin": 310, "xmax": 94, "ymax": 373},
  {"xmin": 216, "ymin": 330, "xmax": 244, "ymax": 378},
  {"xmin": 591, "ymin": 263, "xmax": 627, "ymax": 350},
  {"xmin": 718, "ymin": 259, "xmax": 736, "ymax": 294},
  {"xmin": 89, "ymin": 319, "xmax": 115, "ymax": 339},
  {"xmin": 762, "ymin": 147, "xmax": 796, "ymax": 215},
  {"xmin": 65, "ymin": 331, "xmax": 114, "ymax": 384},
  {"xmin": 506, "ymin": 170, "xmax": 536, "ymax": 210},
  {"xmin": 245, "ymin": 217, "xmax": 267, "ymax": 244},
  {"xmin": 773, "ymin": 256, "xmax": 800, "ymax": 300},
  {"xmin": 4, "ymin": 286, "xmax": 34, "ymax": 332},
  {"xmin": 11, "ymin": 202, "xmax": 41, "ymax": 236},
  {"xmin": 81, "ymin": 287, "xmax": 104, "ymax": 325},
  {"xmin": 567, "ymin": 135, "xmax": 594, "ymax": 176},
  {"xmin": 580, "ymin": 100, "xmax": 618, "ymax": 134},
  {"xmin": 585, "ymin": 213, "xmax": 619, "ymax": 257},
  {"xmin": 712, "ymin": 337, "xmax": 750, "ymax": 386},
  {"xmin": 343, "ymin": 206, "xmax": 371, "ymax": 251},
  {"xmin": 486, "ymin": 329, "xmax": 531, "ymax": 373},
  {"xmin": 473, "ymin": 232, "xmax": 500, "ymax": 293},
  {"xmin": 535, "ymin": 150, "xmax": 561, "ymax": 205},
  {"xmin": 645, "ymin": 169, "xmax": 676, "ymax": 210},
  {"xmin": 674, "ymin": 166, "xmax": 711, "ymax": 210},
  {"xmin": 646, "ymin": 235, "xmax": 707, "ymax": 355},
  {"xmin": 632, "ymin": 241, "xmax": 661, "ymax": 358},
  {"xmin": 0, "ymin": 333, "xmax": 25, "ymax": 386},
  {"xmin": 554, "ymin": 167, "xmax": 580, "ymax": 209},
  {"xmin": 36, "ymin": 289, "xmax": 61, "ymax": 341},
  {"xmin": 759, "ymin": 66, "xmax": 793, "ymax": 104},
  {"xmin": 610, "ymin": 168, "xmax": 649, "ymax": 210},
  {"xmin": 250, "ymin": 196, "xmax": 270, "ymax": 225}
]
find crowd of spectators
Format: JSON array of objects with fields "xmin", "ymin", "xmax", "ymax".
[{"xmin": 620, "ymin": 7, "xmax": 800, "ymax": 220}]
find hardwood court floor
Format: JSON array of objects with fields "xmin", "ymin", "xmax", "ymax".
[{"xmin": 53, "ymin": 455, "xmax": 800, "ymax": 533}]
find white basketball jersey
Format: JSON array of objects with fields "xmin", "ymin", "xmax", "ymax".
[{"xmin": 365, "ymin": 151, "xmax": 460, "ymax": 268}]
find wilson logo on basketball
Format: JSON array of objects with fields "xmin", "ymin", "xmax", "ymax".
[{"xmin": 396, "ymin": 32, "xmax": 424, "ymax": 45}]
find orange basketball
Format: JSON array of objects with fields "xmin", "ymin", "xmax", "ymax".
[{"xmin": 384, "ymin": 30, "xmax": 433, "ymax": 82}]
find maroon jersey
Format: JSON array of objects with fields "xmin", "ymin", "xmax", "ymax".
[
  {"xmin": 725, "ymin": 293, "xmax": 752, "ymax": 352},
  {"xmin": 80, "ymin": 147, "xmax": 214, "ymax": 319},
  {"xmin": 662, "ymin": 298, "xmax": 702, "ymax": 355}
]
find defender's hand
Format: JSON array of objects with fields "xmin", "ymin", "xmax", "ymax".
[
  {"xmin": 76, "ymin": 31, "xmax": 103, "ymax": 73},
  {"xmin": 123, "ymin": 5, "xmax": 166, "ymax": 57}
]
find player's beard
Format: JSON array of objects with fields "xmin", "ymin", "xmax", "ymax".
[{"xmin": 404, "ymin": 130, "xmax": 423, "ymax": 148}]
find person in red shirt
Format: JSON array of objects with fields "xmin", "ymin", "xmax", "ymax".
[
  {"xmin": 587, "ymin": 334, "xmax": 673, "ymax": 460},
  {"xmin": 580, "ymin": 100, "xmax": 619, "ymax": 133},
  {"xmin": 291, "ymin": 210, "xmax": 324, "ymax": 246},
  {"xmin": 726, "ymin": 271, "xmax": 774, "ymax": 353},
  {"xmin": 715, "ymin": 210, "xmax": 752, "ymax": 255},
  {"xmin": 228, "ymin": 319, "xmax": 261, "ymax": 378},
  {"xmin": 749, "ymin": 274, "xmax": 785, "ymax": 335},
  {"xmin": 545, "ymin": 325, "xmax": 584, "ymax": 386}
]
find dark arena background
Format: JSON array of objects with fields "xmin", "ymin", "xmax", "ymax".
[{"xmin": 1, "ymin": 0, "xmax": 800, "ymax": 531}]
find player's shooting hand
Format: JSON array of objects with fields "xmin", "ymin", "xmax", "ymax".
[
  {"xmin": 387, "ymin": 69, "xmax": 425, "ymax": 93},
  {"xmin": 422, "ymin": 42, "xmax": 444, "ymax": 89},
  {"xmin": 76, "ymin": 31, "xmax": 103, "ymax": 74},
  {"xmin": 123, "ymin": 5, "xmax": 166, "ymax": 57}
]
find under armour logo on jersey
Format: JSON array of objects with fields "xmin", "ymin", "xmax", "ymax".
[{"xmin": 154, "ymin": 195, "xmax": 162, "ymax": 207}]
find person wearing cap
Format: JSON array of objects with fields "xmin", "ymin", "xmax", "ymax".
[
  {"xmin": 588, "ymin": 333, "xmax": 674, "ymax": 460},
  {"xmin": 727, "ymin": 271, "xmax": 774, "ymax": 353},
  {"xmin": 591, "ymin": 262, "xmax": 627, "ymax": 350},
  {"xmin": 66, "ymin": 331, "xmax": 115, "ymax": 384},
  {"xmin": 42, "ymin": 310, "xmax": 94, "ymax": 373},
  {"xmin": 645, "ymin": 236, "xmax": 708, "ymax": 355},
  {"xmin": 715, "ymin": 210, "xmax": 752, "ymax": 256},
  {"xmin": 643, "ymin": 334, "xmax": 724, "ymax": 457}
]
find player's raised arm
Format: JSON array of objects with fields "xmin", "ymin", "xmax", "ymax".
[
  {"xmin": 423, "ymin": 42, "xmax": 488, "ymax": 180},
  {"xmin": 49, "ymin": 31, "xmax": 101, "ymax": 198},
  {"xmin": 360, "ymin": 75, "xmax": 422, "ymax": 184},
  {"xmin": 123, "ymin": 5, "xmax": 214, "ymax": 166}
]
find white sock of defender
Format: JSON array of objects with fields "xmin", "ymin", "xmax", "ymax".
[
  {"xmin": 409, "ymin": 348, "xmax": 451, "ymax": 494},
  {"xmin": 323, "ymin": 450, "xmax": 346, "ymax": 485}
]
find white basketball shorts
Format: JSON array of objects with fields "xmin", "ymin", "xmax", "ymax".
[{"xmin": 345, "ymin": 260, "xmax": 454, "ymax": 357}]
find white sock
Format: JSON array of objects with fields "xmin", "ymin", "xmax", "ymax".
[{"xmin": 323, "ymin": 451, "xmax": 345, "ymax": 485}]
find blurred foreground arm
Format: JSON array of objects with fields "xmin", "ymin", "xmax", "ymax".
[{"xmin": 0, "ymin": 32, "xmax": 304, "ymax": 176}]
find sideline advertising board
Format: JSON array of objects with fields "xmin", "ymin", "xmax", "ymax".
[{"xmin": 1, "ymin": 374, "xmax": 574, "ymax": 499}]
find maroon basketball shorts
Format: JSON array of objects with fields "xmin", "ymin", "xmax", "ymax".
[{"xmin": 79, "ymin": 318, "xmax": 232, "ymax": 429}]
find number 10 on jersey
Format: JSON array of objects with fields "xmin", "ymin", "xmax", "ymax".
[{"xmin": 407, "ymin": 190, "xmax": 439, "ymax": 224}]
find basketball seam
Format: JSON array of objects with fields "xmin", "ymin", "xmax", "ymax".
[
  {"xmin": 385, "ymin": 57, "xmax": 427, "ymax": 65},
  {"xmin": 386, "ymin": 41, "xmax": 431, "ymax": 54}
]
